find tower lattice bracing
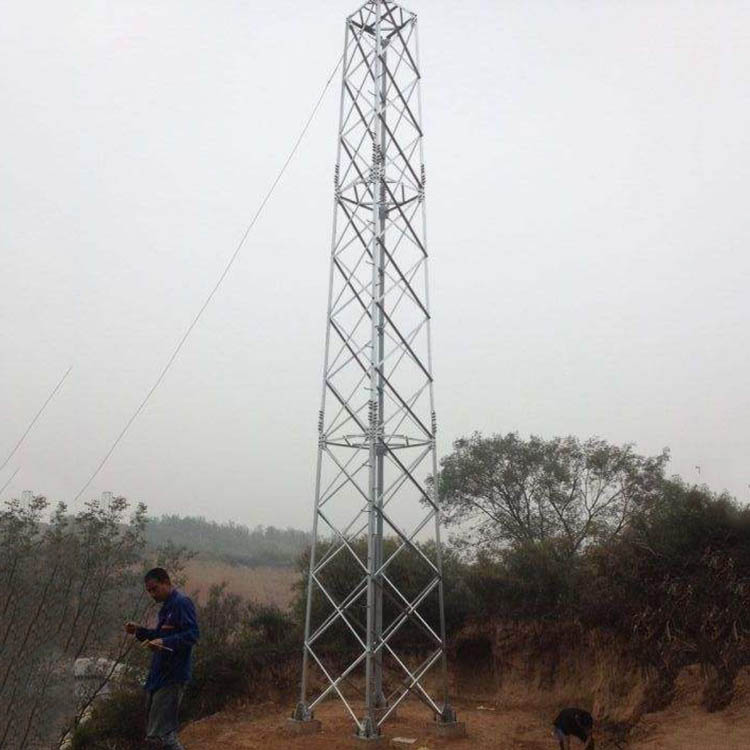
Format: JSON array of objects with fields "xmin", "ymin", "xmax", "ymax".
[{"xmin": 296, "ymin": 1, "xmax": 455, "ymax": 739}]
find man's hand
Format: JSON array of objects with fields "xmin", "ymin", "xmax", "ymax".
[
  {"xmin": 124, "ymin": 622, "xmax": 139, "ymax": 635},
  {"xmin": 146, "ymin": 638, "xmax": 165, "ymax": 651}
]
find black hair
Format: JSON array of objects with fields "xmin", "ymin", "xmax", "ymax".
[{"xmin": 144, "ymin": 567, "xmax": 171, "ymax": 584}]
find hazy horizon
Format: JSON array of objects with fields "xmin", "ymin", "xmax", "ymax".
[{"xmin": 3, "ymin": 0, "xmax": 749, "ymax": 527}]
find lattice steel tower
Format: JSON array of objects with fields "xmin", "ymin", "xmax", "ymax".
[{"xmin": 294, "ymin": 0, "xmax": 458, "ymax": 740}]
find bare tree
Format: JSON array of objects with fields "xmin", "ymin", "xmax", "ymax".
[{"xmin": 0, "ymin": 494, "xmax": 161, "ymax": 749}]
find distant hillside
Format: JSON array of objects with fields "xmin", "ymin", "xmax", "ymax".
[{"xmin": 146, "ymin": 514, "xmax": 310, "ymax": 567}]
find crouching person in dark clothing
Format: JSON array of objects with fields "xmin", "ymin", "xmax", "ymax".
[
  {"xmin": 553, "ymin": 707, "xmax": 594, "ymax": 749},
  {"xmin": 125, "ymin": 567, "xmax": 199, "ymax": 750}
]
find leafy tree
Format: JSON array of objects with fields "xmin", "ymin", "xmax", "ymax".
[{"xmin": 434, "ymin": 432, "xmax": 668, "ymax": 556}]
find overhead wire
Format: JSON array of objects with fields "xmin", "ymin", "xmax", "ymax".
[
  {"xmin": 72, "ymin": 53, "xmax": 344, "ymax": 504},
  {"xmin": 0, "ymin": 365, "xmax": 73, "ymax": 475},
  {"xmin": 0, "ymin": 467, "xmax": 21, "ymax": 497}
]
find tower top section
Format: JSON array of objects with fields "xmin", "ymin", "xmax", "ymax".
[{"xmin": 348, "ymin": 1, "xmax": 417, "ymax": 34}]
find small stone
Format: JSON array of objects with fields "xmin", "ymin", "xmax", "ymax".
[{"xmin": 391, "ymin": 739, "xmax": 417, "ymax": 746}]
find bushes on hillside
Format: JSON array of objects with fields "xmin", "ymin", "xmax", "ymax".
[
  {"xmin": 581, "ymin": 480, "xmax": 750, "ymax": 708},
  {"xmin": 455, "ymin": 477, "xmax": 750, "ymax": 708},
  {"xmin": 463, "ymin": 539, "xmax": 581, "ymax": 620},
  {"xmin": 146, "ymin": 516, "xmax": 310, "ymax": 567},
  {"xmin": 293, "ymin": 537, "xmax": 473, "ymax": 651},
  {"xmin": 184, "ymin": 584, "xmax": 300, "ymax": 718},
  {"xmin": 290, "ymin": 445, "xmax": 750, "ymax": 710}
]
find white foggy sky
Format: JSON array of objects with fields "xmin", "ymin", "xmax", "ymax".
[{"xmin": 2, "ymin": 0, "xmax": 749, "ymax": 527}]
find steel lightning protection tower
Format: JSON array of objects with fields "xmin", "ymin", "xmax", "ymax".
[{"xmin": 295, "ymin": 0, "xmax": 459, "ymax": 740}]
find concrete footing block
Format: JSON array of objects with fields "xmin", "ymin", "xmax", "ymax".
[
  {"xmin": 285, "ymin": 717, "xmax": 322, "ymax": 735},
  {"xmin": 425, "ymin": 720, "xmax": 467, "ymax": 739}
]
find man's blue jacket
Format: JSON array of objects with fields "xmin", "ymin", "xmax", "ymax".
[{"xmin": 136, "ymin": 589, "xmax": 199, "ymax": 692}]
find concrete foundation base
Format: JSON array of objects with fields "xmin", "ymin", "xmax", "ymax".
[
  {"xmin": 425, "ymin": 721, "xmax": 467, "ymax": 739},
  {"xmin": 285, "ymin": 718, "xmax": 322, "ymax": 735}
]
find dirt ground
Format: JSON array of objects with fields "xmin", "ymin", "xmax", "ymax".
[
  {"xmin": 181, "ymin": 700, "xmax": 563, "ymax": 750},
  {"xmin": 179, "ymin": 661, "xmax": 750, "ymax": 749},
  {"xmin": 180, "ymin": 693, "xmax": 750, "ymax": 749}
]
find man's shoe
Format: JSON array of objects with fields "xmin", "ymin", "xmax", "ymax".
[{"xmin": 160, "ymin": 731, "xmax": 184, "ymax": 750}]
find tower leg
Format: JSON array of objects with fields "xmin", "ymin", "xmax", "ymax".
[
  {"xmin": 285, "ymin": 703, "xmax": 321, "ymax": 735},
  {"xmin": 426, "ymin": 704, "xmax": 466, "ymax": 738},
  {"xmin": 354, "ymin": 716, "xmax": 384, "ymax": 743}
]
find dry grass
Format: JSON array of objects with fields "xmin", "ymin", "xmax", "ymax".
[{"xmin": 182, "ymin": 558, "xmax": 298, "ymax": 610}]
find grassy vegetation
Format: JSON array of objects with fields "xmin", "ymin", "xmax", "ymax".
[{"xmin": 183, "ymin": 559, "xmax": 297, "ymax": 608}]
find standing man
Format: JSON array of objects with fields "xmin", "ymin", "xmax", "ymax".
[{"xmin": 125, "ymin": 567, "xmax": 199, "ymax": 750}]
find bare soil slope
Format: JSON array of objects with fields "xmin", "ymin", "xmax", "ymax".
[
  {"xmin": 179, "ymin": 623, "xmax": 750, "ymax": 750},
  {"xmin": 451, "ymin": 620, "xmax": 750, "ymax": 748},
  {"xmin": 627, "ymin": 665, "xmax": 750, "ymax": 749},
  {"xmin": 180, "ymin": 675, "xmax": 750, "ymax": 750}
]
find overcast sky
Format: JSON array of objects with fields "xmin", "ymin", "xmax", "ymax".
[{"xmin": 2, "ymin": 0, "xmax": 749, "ymax": 527}]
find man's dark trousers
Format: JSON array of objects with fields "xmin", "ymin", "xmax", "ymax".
[{"xmin": 145, "ymin": 683, "xmax": 185, "ymax": 748}]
